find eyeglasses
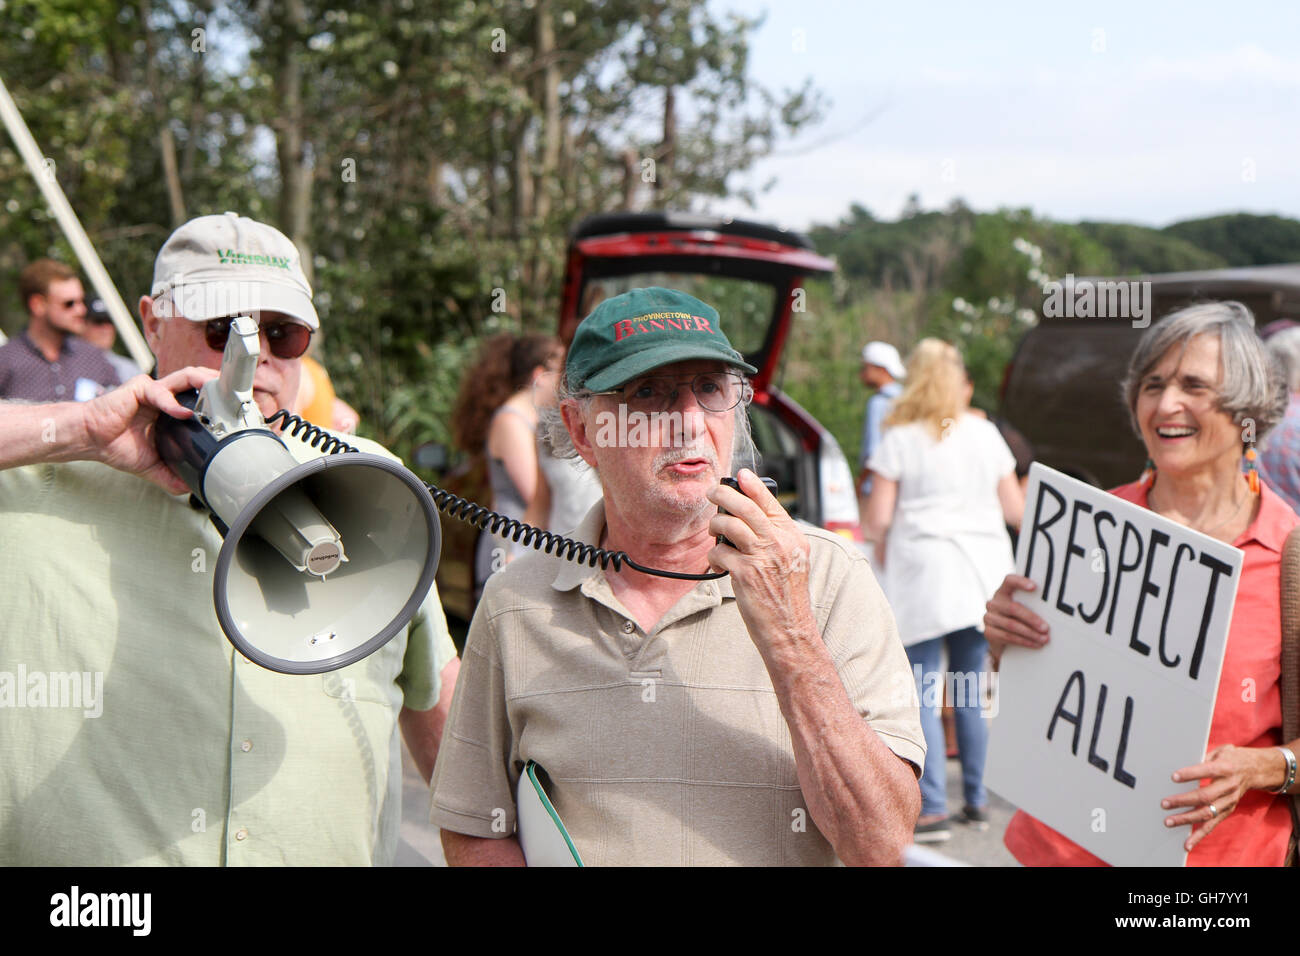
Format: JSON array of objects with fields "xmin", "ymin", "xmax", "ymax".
[
  {"xmin": 589, "ymin": 371, "xmax": 752, "ymax": 414},
  {"xmin": 203, "ymin": 316, "xmax": 313, "ymax": 360}
]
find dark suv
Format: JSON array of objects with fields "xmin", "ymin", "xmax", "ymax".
[
  {"xmin": 434, "ymin": 211, "xmax": 860, "ymax": 625},
  {"xmin": 999, "ymin": 263, "xmax": 1300, "ymax": 490}
]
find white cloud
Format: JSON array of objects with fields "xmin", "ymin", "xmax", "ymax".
[{"xmin": 715, "ymin": 139, "xmax": 1299, "ymax": 230}]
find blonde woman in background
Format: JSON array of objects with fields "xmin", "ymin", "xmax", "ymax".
[{"xmin": 865, "ymin": 338, "xmax": 1024, "ymax": 843}]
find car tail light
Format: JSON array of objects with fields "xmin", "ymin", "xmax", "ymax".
[{"xmin": 818, "ymin": 433, "xmax": 862, "ymax": 542}]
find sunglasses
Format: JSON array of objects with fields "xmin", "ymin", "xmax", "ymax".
[{"xmin": 203, "ymin": 316, "xmax": 313, "ymax": 360}]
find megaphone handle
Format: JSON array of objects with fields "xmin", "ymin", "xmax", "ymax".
[{"xmin": 266, "ymin": 409, "xmax": 728, "ymax": 582}]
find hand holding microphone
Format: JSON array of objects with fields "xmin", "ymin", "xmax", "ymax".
[{"xmin": 81, "ymin": 366, "xmax": 219, "ymax": 494}]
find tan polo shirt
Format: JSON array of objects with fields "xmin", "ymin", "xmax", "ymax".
[{"xmin": 430, "ymin": 502, "xmax": 925, "ymax": 866}]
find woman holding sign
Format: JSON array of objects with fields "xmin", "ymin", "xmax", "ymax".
[
  {"xmin": 865, "ymin": 339, "xmax": 1025, "ymax": 843},
  {"xmin": 985, "ymin": 301, "xmax": 1300, "ymax": 866}
]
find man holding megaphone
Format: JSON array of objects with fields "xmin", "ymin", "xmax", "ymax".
[{"xmin": 0, "ymin": 212, "xmax": 459, "ymax": 866}]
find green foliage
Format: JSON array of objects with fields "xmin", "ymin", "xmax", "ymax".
[
  {"xmin": 1076, "ymin": 222, "xmax": 1226, "ymax": 274},
  {"xmin": 1, "ymin": 0, "xmax": 818, "ymax": 467},
  {"xmin": 776, "ymin": 279, "xmax": 874, "ymax": 466},
  {"xmin": 1163, "ymin": 214, "xmax": 1300, "ymax": 267}
]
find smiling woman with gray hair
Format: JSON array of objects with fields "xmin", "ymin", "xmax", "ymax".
[{"xmin": 985, "ymin": 300, "xmax": 1300, "ymax": 866}]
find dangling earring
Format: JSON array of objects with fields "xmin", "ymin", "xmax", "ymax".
[
  {"xmin": 1244, "ymin": 445, "xmax": 1260, "ymax": 494},
  {"xmin": 1139, "ymin": 458, "xmax": 1156, "ymax": 486}
]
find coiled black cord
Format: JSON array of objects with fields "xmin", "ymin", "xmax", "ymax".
[
  {"xmin": 266, "ymin": 409, "xmax": 359, "ymax": 455},
  {"xmin": 269, "ymin": 409, "xmax": 726, "ymax": 581}
]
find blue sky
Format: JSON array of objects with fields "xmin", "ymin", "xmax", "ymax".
[{"xmin": 705, "ymin": 0, "xmax": 1300, "ymax": 230}]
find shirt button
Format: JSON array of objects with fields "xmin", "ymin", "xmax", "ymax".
[
  {"xmin": 54, "ymin": 385, "xmax": 65, "ymax": 396},
  {"xmin": 621, "ymin": 620, "xmax": 635, "ymax": 634},
  {"xmin": 240, "ymin": 739, "xmax": 252, "ymax": 752},
  {"xmin": 234, "ymin": 828, "xmax": 249, "ymax": 841},
  {"xmin": 51, "ymin": 363, "xmax": 60, "ymax": 371}
]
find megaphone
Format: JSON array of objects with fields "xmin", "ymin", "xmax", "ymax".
[{"xmin": 156, "ymin": 316, "xmax": 441, "ymax": 674}]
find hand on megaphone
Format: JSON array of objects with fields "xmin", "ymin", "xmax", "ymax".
[{"xmin": 82, "ymin": 366, "xmax": 219, "ymax": 495}]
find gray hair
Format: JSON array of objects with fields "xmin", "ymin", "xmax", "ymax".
[
  {"xmin": 1267, "ymin": 327, "xmax": 1300, "ymax": 393},
  {"xmin": 540, "ymin": 374, "xmax": 759, "ymax": 474},
  {"xmin": 1121, "ymin": 300, "xmax": 1287, "ymax": 444}
]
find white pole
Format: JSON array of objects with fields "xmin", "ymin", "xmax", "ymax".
[{"xmin": 0, "ymin": 75, "xmax": 154, "ymax": 372}]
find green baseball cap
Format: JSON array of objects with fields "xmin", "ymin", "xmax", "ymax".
[{"xmin": 567, "ymin": 287, "xmax": 758, "ymax": 392}]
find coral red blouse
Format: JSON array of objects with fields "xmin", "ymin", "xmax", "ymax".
[{"xmin": 1004, "ymin": 479, "xmax": 1298, "ymax": 866}]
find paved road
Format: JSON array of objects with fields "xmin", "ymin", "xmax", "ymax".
[
  {"xmin": 905, "ymin": 754, "xmax": 1018, "ymax": 866},
  {"xmin": 394, "ymin": 738, "xmax": 446, "ymax": 866}
]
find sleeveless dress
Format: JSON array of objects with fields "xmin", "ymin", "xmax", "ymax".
[{"xmin": 473, "ymin": 406, "xmax": 532, "ymax": 600}]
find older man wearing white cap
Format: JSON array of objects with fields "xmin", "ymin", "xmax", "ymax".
[
  {"xmin": 0, "ymin": 212, "xmax": 459, "ymax": 865},
  {"xmin": 858, "ymin": 341, "xmax": 905, "ymax": 500}
]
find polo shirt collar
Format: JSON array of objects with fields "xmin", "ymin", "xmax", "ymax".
[
  {"xmin": 550, "ymin": 501, "xmax": 608, "ymax": 592},
  {"xmin": 1241, "ymin": 481, "xmax": 1294, "ymax": 553},
  {"xmin": 1129, "ymin": 475, "xmax": 1293, "ymax": 554},
  {"xmin": 19, "ymin": 330, "xmax": 71, "ymax": 361},
  {"xmin": 549, "ymin": 498, "xmax": 735, "ymax": 600}
]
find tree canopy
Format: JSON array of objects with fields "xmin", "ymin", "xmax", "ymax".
[{"xmin": 0, "ymin": 0, "xmax": 823, "ymax": 462}]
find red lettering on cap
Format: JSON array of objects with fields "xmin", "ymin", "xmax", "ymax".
[
  {"xmin": 694, "ymin": 316, "xmax": 713, "ymax": 332},
  {"xmin": 614, "ymin": 320, "xmax": 635, "ymax": 341},
  {"xmin": 665, "ymin": 318, "xmax": 682, "ymax": 330},
  {"xmin": 649, "ymin": 319, "xmax": 665, "ymax": 331}
]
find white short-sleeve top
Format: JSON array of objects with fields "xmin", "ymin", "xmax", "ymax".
[{"xmin": 868, "ymin": 413, "xmax": 1017, "ymax": 645}]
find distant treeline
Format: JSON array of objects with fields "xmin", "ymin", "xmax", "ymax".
[{"xmin": 810, "ymin": 204, "xmax": 1300, "ymax": 292}]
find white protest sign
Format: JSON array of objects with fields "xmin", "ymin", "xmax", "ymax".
[{"xmin": 985, "ymin": 463, "xmax": 1242, "ymax": 867}]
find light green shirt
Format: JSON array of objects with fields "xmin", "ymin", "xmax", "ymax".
[{"xmin": 0, "ymin": 431, "xmax": 456, "ymax": 865}]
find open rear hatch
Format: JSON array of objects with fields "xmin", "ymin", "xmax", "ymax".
[{"xmin": 559, "ymin": 212, "xmax": 834, "ymax": 389}]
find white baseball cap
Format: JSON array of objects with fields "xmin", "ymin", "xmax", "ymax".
[
  {"xmin": 861, "ymin": 341, "xmax": 905, "ymax": 380},
  {"xmin": 150, "ymin": 211, "xmax": 318, "ymax": 329}
]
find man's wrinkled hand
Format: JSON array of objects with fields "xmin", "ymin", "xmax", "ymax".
[
  {"xmin": 707, "ymin": 468, "xmax": 814, "ymax": 651},
  {"xmin": 82, "ymin": 367, "xmax": 218, "ymax": 495}
]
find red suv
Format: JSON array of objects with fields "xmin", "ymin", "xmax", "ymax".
[{"xmin": 435, "ymin": 211, "xmax": 860, "ymax": 624}]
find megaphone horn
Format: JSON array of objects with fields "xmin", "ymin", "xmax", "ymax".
[
  {"xmin": 155, "ymin": 316, "xmax": 441, "ymax": 675},
  {"xmin": 211, "ymin": 446, "xmax": 440, "ymax": 675}
]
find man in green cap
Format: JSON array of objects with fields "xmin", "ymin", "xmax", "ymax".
[{"xmin": 431, "ymin": 287, "xmax": 924, "ymax": 866}]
